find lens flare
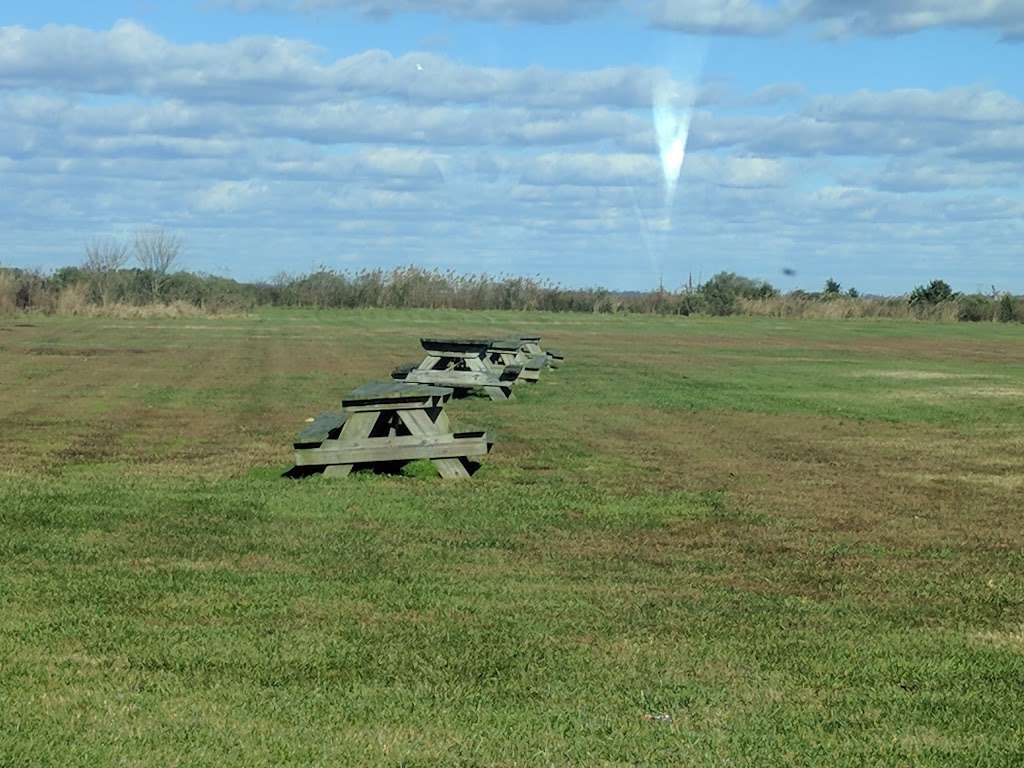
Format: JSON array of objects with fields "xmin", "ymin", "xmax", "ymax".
[{"xmin": 652, "ymin": 79, "xmax": 693, "ymax": 214}]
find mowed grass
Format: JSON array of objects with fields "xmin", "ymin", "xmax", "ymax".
[{"xmin": 1, "ymin": 310, "xmax": 1023, "ymax": 766}]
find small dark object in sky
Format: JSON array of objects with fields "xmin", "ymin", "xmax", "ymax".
[{"xmin": 782, "ymin": 268, "xmax": 797, "ymax": 276}]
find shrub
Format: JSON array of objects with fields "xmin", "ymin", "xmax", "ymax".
[
  {"xmin": 0, "ymin": 270, "xmax": 17, "ymax": 315},
  {"xmin": 909, "ymin": 279, "xmax": 956, "ymax": 307},
  {"xmin": 957, "ymin": 294, "xmax": 995, "ymax": 322},
  {"xmin": 699, "ymin": 272, "xmax": 778, "ymax": 316},
  {"xmin": 997, "ymin": 294, "xmax": 1018, "ymax": 323}
]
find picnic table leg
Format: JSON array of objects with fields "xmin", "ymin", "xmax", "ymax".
[
  {"xmin": 322, "ymin": 410, "xmax": 379, "ymax": 476},
  {"xmin": 464, "ymin": 356, "xmax": 515, "ymax": 400},
  {"xmin": 417, "ymin": 354, "xmax": 446, "ymax": 372},
  {"xmin": 484, "ymin": 386, "xmax": 512, "ymax": 401},
  {"xmin": 323, "ymin": 464, "xmax": 353, "ymax": 478},
  {"xmin": 398, "ymin": 408, "xmax": 471, "ymax": 480}
]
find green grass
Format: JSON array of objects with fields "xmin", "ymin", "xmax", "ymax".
[{"xmin": 1, "ymin": 310, "xmax": 1023, "ymax": 766}]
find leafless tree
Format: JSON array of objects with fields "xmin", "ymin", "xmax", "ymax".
[
  {"xmin": 133, "ymin": 228, "xmax": 182, "ymax": 301},
  {"xmin": 83, "ymin": 236, "xmax": 130, "ymax": 305}
]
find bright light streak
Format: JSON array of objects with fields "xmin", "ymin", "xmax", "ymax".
[{"xmin": 652, "ymin": 79, "xmax": 694, "ymax": 214}]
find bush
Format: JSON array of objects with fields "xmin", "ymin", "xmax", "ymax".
[
  {"xmin": 909, "ymin": 279, "xmax": 956, "ymax": 307},
  {"xmin": 957, "ymin": 294, "xmax": 995, "ymax": 322},
  {"xmin": 0, "ymin": 270, "xmax": 17, "ymax": 315},
  {"xmin": 997, "ymin": 294, "xmax": 1018, "ymax": 323},
  {"xmin": 699, "ymin": 272, "xmax": 778, "ymax": 316}
]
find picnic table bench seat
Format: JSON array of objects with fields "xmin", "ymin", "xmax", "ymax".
[
  {"xmin": 544, "ymin": 348, "xmax": 564, "ymax": 367},
  {"xmin": 294, "ymin": 410, "xmax": 348, "ymax": 448},
  {"xmin": 287, "ymin": 381, "xmax": 492, "ymax": 480}
]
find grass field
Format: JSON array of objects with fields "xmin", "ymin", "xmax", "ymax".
[{"xmin": 2, "ymin": 310, "xmax": 1023, "ymax": 766}]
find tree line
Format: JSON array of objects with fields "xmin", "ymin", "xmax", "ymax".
[{"xmin": 0, "ymin": 230, "xmax": 1020, "ymax": 322}]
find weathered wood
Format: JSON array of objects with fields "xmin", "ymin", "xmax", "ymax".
[
  {"xmin": 407, "ymin": 409, "xmax": 486, "ymax": 478},
  {"xmin": 405, "ymin": 369, "xmax": 499, "ymax": 387},
  {"xmin": 338, "ymin": 410, "xmax": 379, "ymax": 440},
  {"xmin": 344, "ymin": 399, "xmax": 448, "ymax": 413},
  {"xmin": 420, "ymin": 338, "xmax": 492, "ymax": 355},
  {"xmin": 287, "ymin": 376, "xmax": 492, "ymax": 479},
  {"xmin": 293, "ymin": 432, "xmax": 490, "ymax": 466},
  {"xmin": 342, "ymin": 380, "xmax": 452, "ymax": 407},
  {"xmin": 391, "ymin": 362, "xmax": 418, "ymax": 380},
  {"xmin": 294, "ymin": 410, "xmax": 348, "ymax": 447},
  {"xmin": 323, "ymin": 464, "xmax": 353, "ymax": 478},
  {"xmin": 432, "ymin": 457, "xmax": 471, "ymax": 480},
  {"xmin": 484, "ymin": 386, "xmax": 512, "ymax": 401},
  {"xmin": 500, "ymin": 365, "xmax": 523, "ymax": 381},
  {"xmin": 487, "ymin": 339, "xmax": 523, "ymax": 352}
]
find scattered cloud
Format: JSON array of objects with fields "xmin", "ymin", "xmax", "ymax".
[
  {"xmin": 218, "ymin": 0, "xmax": 617, "ymax": 23},
  {"xmin": 216, "ymin": 0, "xmax": 1024, "ymax": 41},
  {"xmin": 1, "ymin": 20, "xmax": 1022, "ymax": 291}
]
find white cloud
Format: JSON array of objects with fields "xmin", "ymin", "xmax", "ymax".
[
  {"xmin": 796, "ymin": 0, "xmax": 1024, "ymax": 40},
  {"xmin": 221, "ymin": 0, "xmax": 616, "ymax": 22},
  {"xmin": 193, "ymin": 180, "xmax": 270, "ymax": 212},
  {"xmin": 216, "ymin": 0, "xmax": 1024, "ymax": 40},
  {"xmin": 650, "ymin": 0, "xmax": 786, "ymax": 35},
  {"xmin": 0, "ymin": 21, "xmax": 682, "ymax": 110},
  {"xmin": 2, "ymin": 21, "xmax": 1023, "ymax": 292}
]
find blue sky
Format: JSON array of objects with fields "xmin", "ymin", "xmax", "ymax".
[{"xmin": 1, "ymin": 1, "xmax": 1022, "ymax": 293}]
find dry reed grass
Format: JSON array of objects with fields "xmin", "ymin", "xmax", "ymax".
[
  {"xmin": 0, "ymin": 272, "xmax": 16, "ymax": 315},
  {"xmin": 2, "ymin": 283, "xmax": 241, "ymax": 319},
  {"xmin": 738, "ymin": 295, "xmax": 962, "ymax": 321}
]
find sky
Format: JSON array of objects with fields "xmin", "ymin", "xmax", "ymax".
[{"xmin": 1, "ymin": 1, "xmax": 1022, "ymax": 294}]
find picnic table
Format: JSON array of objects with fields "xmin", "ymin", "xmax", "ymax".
[
  {"xmin": 482, "ymin": 338, "xmax": 547, "ymax": 383},
  {"xmin": 393, "ymin": 338, "xmax": 520, "ymax": 401},
  {"xmin": 287, "ymin": 380, "xmax": 492, "ymax": 479},
  {"xmin": 517, "ymin": 335, "xmax": 564, "ymax": 368}
]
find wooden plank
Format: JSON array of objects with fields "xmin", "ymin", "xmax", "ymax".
[
  {"xmin": 390, "ymin": 362, "xmax": 418, "ymax": 380},
  {"xmin": 401, "ymin": 407, "xmax": 483, "ymax": 481},
  {"xmin": 415, "ymin": 355, "xmax": 445, "ymax": 371},
  {"xmin": 500, "ymin": 365, "xmax": 523, "ymax": 382},
  {"xmin": 397, "ymin": 407, "xmax": 441, "ymax": 437},
  {"xmin": 486, "ymin": 339, "xmax": 523, "ymax": 352},
  {"xmin": 344, "ymin": 398, "xmax": 447, "ymax": 413},
  {"xmin": 314, "ymin": 432, "xmax": 457, "ymax": 452},
  {"xmin": 338, "ymin": 410, "xmax": 379, "ymax": 440},
  {"xmin": 294, "ymin": 410, "xmax": 347, "ymax": 447},
  {"xmin": 343, "ymin": 380, "xmax": 452, "ymax": 407},
  {"xmin": 293, "ymin": 433, "xmax": 491, "ymax": 466},
  {"xmin": 433, "ymin": 457, "xmax": 471, "ymax": 480},
  {"xmin": 323, "ymin": 464, "xmax": 353, "ymax": 478},
  {"xmin": 485, "ymin": 386, "xmax": 512, "ymax": 401},
  {"xmin": 430, "ymin": 407, "xmax": 451, "ymax": 432},
  {"xmin": 420, "ymin": 338, "xmax": 492, "ymax": 355},
  {"xmin": 405, "ymin": 369, "xmax": 501, "ymax": 387}
]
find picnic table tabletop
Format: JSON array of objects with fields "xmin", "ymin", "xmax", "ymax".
[
  {"xmin": 343, "ymin": 379, "xmax": 452, "ymax": 406},
  {"xmin": 419, "ymin": 337, "xmax": 494, "ymax": 354}
]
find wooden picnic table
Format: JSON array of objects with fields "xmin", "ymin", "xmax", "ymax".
[
  {"xmin": 393, "ymin": 338, "xmax": 520, "ymax": 401},
  {"xmin": 481, "ymin": 338, "xmax": 546, "ymax": 383},
  {"xmin": 287, "ymin": 380, "xmax": 492, "ymax": 479},
  {"xmin": 516, "ymin": 335, "xmax": 564, "ymax": 368}
]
